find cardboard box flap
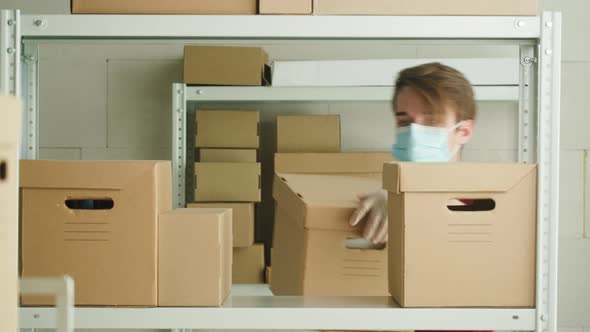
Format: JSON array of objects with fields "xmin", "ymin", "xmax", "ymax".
[
  {"xmin": 273, "ymin": 173, "xmax": 381, "ymax": 231},
  {"xmin": 20, "ymin": 160, "xmax": 168, "ymax": 190},
  {"xmin": 383, "ymin": 162, "xmax": 537, "ymax": 193},
  {"xmin": 275, "ymin": 152, "xmax": 393, "ymax": 174}
]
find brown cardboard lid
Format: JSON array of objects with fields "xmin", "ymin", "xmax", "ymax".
[
  {"xmin": 383, "ymin": 162, "xmax": 537, "ymax": 193},
  {"xmin": 273, "ymin": 173, "xmax": 381, "ymax": 231},
  {"xmin": 274, "ymin": 152, "xmax": 393, "ymax": 174},
  {"xmin": 20, "ymin": 160, "xmax": 170, "ymax": 190}
]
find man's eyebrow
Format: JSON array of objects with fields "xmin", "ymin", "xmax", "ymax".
[{"xmin": 395, "ymin": 112, "xmax": 407, "ymax": 116}]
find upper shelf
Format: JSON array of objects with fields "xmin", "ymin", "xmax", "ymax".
[
  {"xmin": 20, "ymin": 14, "xmax": 541, "ymax": 39},
  {"xmin": 183, "ymin": 85, "xmax": 519, "ymax": 102},
  {"xmin": 20, "ymin": 285, "xmax": 535, "ymax": 330}
]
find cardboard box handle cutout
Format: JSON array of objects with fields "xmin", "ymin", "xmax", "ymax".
[
  {"xmin": 65, "ymin": 198, "xmax": 114, "ymax": 210},
  {"xmin": 344, "ymin": 238, "xmax": 386, "ymax": 250},
  {"xmin": 0, "ymin": 160, "xmax": 6, "ymax": 181},
  {"xmin": 447, "ymin": 198, "xmax": 496, "ymax": 212}
]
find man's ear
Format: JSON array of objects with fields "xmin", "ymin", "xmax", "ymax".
[{"xmin": 457, "ymin": 119, "xmax": 475, "ymax": 145}]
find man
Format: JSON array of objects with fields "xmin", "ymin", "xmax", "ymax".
[{"xmin": 350, "ymin": 62, "xmax": 476, "ymax": 245}]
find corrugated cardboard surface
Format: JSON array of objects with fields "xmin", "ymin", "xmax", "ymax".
[
  {"xmin": 0, "ymin": 96, "xmax": 21, "ymax": 332},
  {"xmin": 313, "ymin": 0, "xmax": 537, "ymax": 15},
  {"xmin": 275, "ymin": 152, "xmax": 393, "ymax": 174},
  {"xmin": 276, "ymin": 115, "xmax": 341, "ymax": 153},
  {"xmin": 199, "ymin": 149, "xmax": 258, "ymax": 163},
  {"xmin": 72, "ymin": 0, "xmax": 257, "ymax": 14},
  {"xmin": 188, "ymin": 203, "xmax": 255, "ymax": 247},
  {"xmin": 196, "ymin": 110, "xmax": 260, "ymax": 148},
  {"xmin": 233, "ymin": 243, "xmax": 265, "ymax": 284},
  {"xmin": 384, "ymin": 162, "xmax": 537, "ymax": 307},
  {"xmin": 159, "ymin": 208, "xmax": 232, "ymax": 307},
  {"xmin": 260, "ymin": 0, "xmax": 312, "ymax": 14},
  {"xmin": 20, "ymin": 160, "xmax": 172, "ymax": 306},
  {"xmin": 184, "ymin": 46, "xmax": 269, "ymax": 86},
  {"xmin": 272, "ymin": 156, "xmax": 389, "ymax": 295},
  {"xmin": 195, "ymin": 163, "xmax": 261, "ymax": 202}
]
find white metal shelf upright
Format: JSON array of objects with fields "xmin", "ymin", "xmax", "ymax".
[{"xmin": 2, "ymin": 10, "xmax": 561, "ymax": 332}]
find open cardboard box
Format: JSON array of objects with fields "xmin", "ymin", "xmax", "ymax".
[{"xmin": 271, "ymin": 153, "xmax": 393, "ymax": 296}]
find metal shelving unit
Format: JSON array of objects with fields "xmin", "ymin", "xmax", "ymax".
[{"xmin": 1, "ymin": 10, "xmax": 561, "ymax": 332}]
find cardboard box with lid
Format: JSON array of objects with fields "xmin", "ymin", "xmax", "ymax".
[
  {"xmin": 276, "ymin": 115, "xmax": 341, "ymax": 153},
  {"xmin": 312, "ymin": 0, "xmax": 537, "ymax": 15},
  {"xmin": 72, "ymin": 0, "xmax": 257, "ymax": 14},
  {"xmin": 260, "ymin": 0, "xmax": 312, "ymax": 14},
  {"xmin": 194, "ymin": 162, "xmax": 261, "ymax": 202},
  {"xmin": 184, "ymin": 46, "xmax": 270, "ymax": 86},
  {"xmin": 159, "ymin": 208, "xmax": 232, "ymax": 307},
  {"xmin": 199, "ymin": 149, "xmax": 258, "ymax": 163},
  {"xmin": 20, "ymin": 160, "xmax": 172, "ymax": 306},
  {"xmin": 195, "ymin": 110, "xmax": 260, "ymax": 149},
  {"xmin": 383, "ymin": 162, "xmax": 537, "ymax": 307},
  {"xmin": 0, "ymin": 96, "xmax": 21, "ymax": 331},
  {"xmin": 271, "ymin": 152, "xmax": 393, "ymax": 296},
  {"xmin": 188, "ymin": 203, "xmax": 255, "ymax": 248}
]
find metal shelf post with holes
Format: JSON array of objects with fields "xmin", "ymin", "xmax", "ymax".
[{"xmin": 1, "ymin": 9, "xmax": 561, "ymax": 332}]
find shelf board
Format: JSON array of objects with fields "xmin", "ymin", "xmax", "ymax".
[
  {"xmin": 21, "ymin": 15, "xmax": 540, "ymax": 39},
  {"xmin": 184, "ymin": 86, "xmax": 518, "ymax": 102},
  {"xmin": 20, "ymin": 285, "xmax": 536, "ymax": 330}
]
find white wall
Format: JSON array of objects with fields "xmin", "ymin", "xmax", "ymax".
[{"xmin": 3, "ymin": 0, "xmax": 589, "ymax": 331}]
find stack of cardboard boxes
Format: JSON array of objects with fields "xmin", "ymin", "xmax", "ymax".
[
  {"xmin": 191, "ymin": 109, "xmax": 265, "ymax": 284},
  {"xmin": 19, "ymin": 160, "xmax": 233, "ymax": 307},
  {"xmin": 72, "ymin": 0, "xmax": 538, "ymax": 16}
]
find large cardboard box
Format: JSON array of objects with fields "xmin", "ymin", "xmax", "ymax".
[
  {"xmin": 199, "ymin": 149, "xmax": 257, "ymax": 163},
  {"xmin": 313, "ymin": 0, "xmax": 537, "ymax": 15},
  {"xmin": 271, "ymin": 58, "xmax": 519, "ymax": 87},
  {"xmin": 20, "ymin": 160, "xmax": 172, "ymax": 306},
  {"xmin": 159, "ymin": 208, "xmax": 232, "ymax": 307},
  {"xmin": 188, "ymin": 203, "xmax": 255, "ymax": 247},
  {"xmin": 383, "ymin": 162, "xmax": 537, "ymax": 307},
  {"xmin": 184, "ymin": 46, "xmax": 270, "ymax": 86},
  {"xmin": 0, "ymin": 96, "xmax": 21, "ymax": 332},
  {"xmin": 72, "ymin": 0, "xmax": 257, "ymax": 14},
  {"xmin": 233, "ymin": 243, "xmax": 265, "ymax": 284},
  {"xmin": 194, "ymin": 163, "xmax": 261, "ymax": 202},
  {"xmin": 276, "ymin": 115, "xmax": 341, "ymax": 153},
  {"xmin": 260, "ymin": 0, "xmax": 312, "ymax": 14},
  {"xmin": 271, "ymin": 153, "xmax": 394, "ymax": 296},
  {"xmin": 196, "ymin": 110, "xmax": 260, "ymax": 149}
]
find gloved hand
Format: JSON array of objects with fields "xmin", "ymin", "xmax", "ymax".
[{"xmin": 349, "ymin": 189, "xmax": 388, "ymax": 244}]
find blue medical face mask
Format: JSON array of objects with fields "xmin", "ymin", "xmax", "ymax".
[{"xmin": 391, "ymin": 122, "xmax": 464, "ymax": 162}]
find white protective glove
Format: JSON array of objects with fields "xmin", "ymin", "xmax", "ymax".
[{"xmin": 349, "ymin": 189, "xmax": 388, "ymax": 244}]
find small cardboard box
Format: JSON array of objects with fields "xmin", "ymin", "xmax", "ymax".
[
  {"xmin": 199, "ymin": 149, "xmax": 257, "ymax": 163},
  {"xmin": 184, "ymin": 46, "xmax": 271, "ymax": 86},
  {"xmin": 72, "ymin": 0, "xmax": 257, "ymax": 15},
  {"xmin": 276, "ymin": 115, "xmax": 341, "ymax": 153},
  {"xmin": 271, "ymin": 153, "xmax": 394, "ymax": 296},
  {"xmin": 188, "ymin": 203, "xmax": 255, "ymax": 247},
  {"xmin": 313, "ymin": 0, "xmax": 537, "ymax": 15},
  {"xmin": 159, "ymin": 208, "xmax": 232, "ymax": 307},
  {"xmin": 20, "ymin": 160, "xmax": 172, "ymax": 306},
  {"xmin": 0, "ymin": 96, "xmax": 21, "ymax": 332},
  {"xmin": 260, "ymin": 0, "xmax": 312, "ymax": 14},
  {"xmin": 233, "ymin": 243, "xmax": 266, "ymax": 284},
  {"xmin": 196, "ymin": 110, "xmax": 260, "ymax": 149},
  {"xmin": 194, "ymin": 163, "xmax": 261, "ymax": 202},
  {"xmin": 383, "ymin": 162, "xmax": 537, "ymax": 307}
]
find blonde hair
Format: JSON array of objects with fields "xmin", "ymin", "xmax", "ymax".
[{"xmin": 393, "ymin": 62, "xmax": 476, "ymax": 125}]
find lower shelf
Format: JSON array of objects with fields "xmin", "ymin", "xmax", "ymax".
[{"xmin": 19, "ymin": 284, "xmax": 536, "ymax": 330}]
